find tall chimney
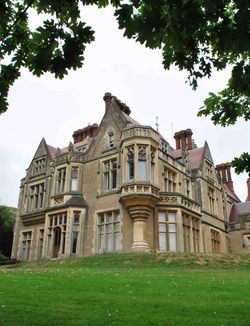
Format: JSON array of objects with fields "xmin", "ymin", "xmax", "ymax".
[
  {"xmin": 174, "ymin": 129, "xmax": 193, "ymax": 150},
  {"xmin": 247, "ymin": 175, "xmax": 250, "ymax": 201},
  {"xmin": 174, "ymin": 132, "xmax": 181, "ymax": 150},
  {"xmin": 216, "ymin": 163, "xmax": 235, "ymax": 194},
  {"xmin": 186, "ymin": 129, "xmax": 193, "ymax": 150}
]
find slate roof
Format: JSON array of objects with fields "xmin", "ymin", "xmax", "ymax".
[
  {"xmin": 171, "ymin": 147, "xmax": 204, "ymax": 170},
  {"xmin": 230, "ymin": 201, "xmax": 250, "ymax": 223},
  {"xmin": 121, "ymin": 111, "xmax": 140, "ymax": 126},
  {"xmin": 47, "ymin": 144, "xmax": 57, "ymax": 159}
]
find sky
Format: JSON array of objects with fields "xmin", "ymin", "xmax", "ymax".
[{"xmin": 0, "ymin": 5, "xmax": 249, "ymax": 207}]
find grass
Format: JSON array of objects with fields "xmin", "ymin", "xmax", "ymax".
[{"xmin": 0, "ymin": 253, "xmax": 250, "ymax": 326}]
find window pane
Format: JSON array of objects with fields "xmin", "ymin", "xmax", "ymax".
[
  {"xmin": 114, "ymin": 233, "xmax": 120, "ymax": 251},
  {"xmin": 71, "ymin": 178, "xmax": 78, "ymax": 191},
  {"xmin": 114, "ymin": 222, "xmax": 120, "ymax": 232},
  {"xmin": 158, "ymin": 212, "xmax": 166, "ymax": 222},
  {"xmin": 168, "ymin": 212, "xmax": 176, "ymax": 222},
  {"xmin": 106, "ymin": 224, "xmax": 112, "ymax": 233},
  {"xmin": 159, "ymin": 223, "xmax": 166, "ymax": 232},
  {"xmin": 169, "ymin": 233, "xmax": 177, "ymax": 252},
  {"xmin": 138, "ymin": 160, "xmax": 146, "ymax": 180},
  {"xmin": 106, "ymin": 213, "xmax": 112, "ymax": 223},
  {"xmin": 99, "ymin": 234, "xmax": 104, "ymax": 251},
  {"xmin": 106, "ymin": 234, "xmax": 112, "ymax": 252},
  {"xmin": 159, "ymin": 233, "xmax": 167, "ymax": 252},
  {"xmin": 114, "ymin": 211, "xmax": 120, "ymax": 222},
  {"xmin": 169, "ymin": 224, "xmax": 176, "ymax": 232}
]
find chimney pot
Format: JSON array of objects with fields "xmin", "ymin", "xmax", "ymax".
[{"xmin": 246, "ymin": 176, "xmax": 250, "ymax": 201}]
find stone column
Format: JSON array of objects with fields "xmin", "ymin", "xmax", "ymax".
[{"xmin": 127, "ymin": 206, "xmax": 151, "ymax": 252}]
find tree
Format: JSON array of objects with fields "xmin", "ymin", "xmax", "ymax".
[
  {"xmin": 0, "ymin": 205, "xmax": 15, "ymax": 258},
  {"xmin": 0, "ymin": 1, "xmax": 249, "ymax": 173}
]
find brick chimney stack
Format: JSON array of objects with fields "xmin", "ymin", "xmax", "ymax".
[
  {"xmin": 72, "ymin": 123, "xmax": 98, "ymax": 144},
  {"xmin": 216, "ymin": 163, "xmax": 235, "ymax": 194},
  {"xmin": 247, "ymin": 175, "xmax": 250, "ymax": 201},
  {"xmin": 174, "ymin": 129, "xmax": 193, "ymax": 150}
]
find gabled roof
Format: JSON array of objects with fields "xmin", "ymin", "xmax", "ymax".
[{"xmin": 30, "ymin": 138, "xmax": 56, "ymax": 162}]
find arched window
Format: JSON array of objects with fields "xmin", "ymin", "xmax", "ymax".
[
  {"xmin": 127, "ymin": 146, "xmax": 134, "ymax": 180},
  {"xmin": 71, "ymin": 168, "xmax": 78, "ymax": 191},
  {"xmin": 138, "ymin": 146, "xmax": 147, "ymax": 181},
  {"xmin": 108, "ymin": 130, "xmax": 114, "ymax": 148}
]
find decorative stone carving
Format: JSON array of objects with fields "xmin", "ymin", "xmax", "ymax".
[{"xmin": 54, "ymin": 196, "xmax": 64, "ymax": 205}]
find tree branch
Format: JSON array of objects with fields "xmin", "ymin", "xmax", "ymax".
[{"xmin": 0, "ymin": 0, "xmax": 35, "ymax": 44}]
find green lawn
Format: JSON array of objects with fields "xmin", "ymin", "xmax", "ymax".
[{"xmin": 0, "ymin": 253, "xmax": 250, "ymax": 326}]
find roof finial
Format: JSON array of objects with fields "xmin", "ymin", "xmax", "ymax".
[{"xmin": 155, "ymin": 116, "xmax": 159, "ymax": 131}]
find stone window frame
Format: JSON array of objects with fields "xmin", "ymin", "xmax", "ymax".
[
  {"xmin": 103, "ymin": 158, "xmax": 118, "ymax": 192},
  {"xmin": 28, "ymin": 182, "xmax": 45, "ymax": 212},
  {"xmin": 158, "ymin": 210, "xmax": 177, "ymax": 252},
  {"xmin": 56, "ymin": 166, "xmax": 67, "ymax": 194},
  {"xmin": 211, "ymin": 228, "xmax": 221, "ymax": 253},
  {"xmin": 33, "ymin": 156, "xmax": 46, "ymax": 176},
  {"xmin": 97, "ymin": 210, "xmax": 120, "ymax": 253},
  {"xmin": 70, "ymin": 166, "xmax": 79, "ymax": 191},
  {"xmin": 37, "ymin": 228, "xmax": 44, "ymax": 260},
  {"xmin": 208, "ymin": 186, "xmax": 216, "ymax": 215},
  {"xmin": 21, "ymin": 230, "xmax": 32, "ymax": 261},
  {"xmin": 205, "ymin": 160, "xmax": 214, "ymax": 179},
  {"xmin": 47, "ymin": 212, "xmax": 67, "ymax": 257},
  {"xmin": 163, "ymin": 167, "xmax": 177, "ymax": 192}
]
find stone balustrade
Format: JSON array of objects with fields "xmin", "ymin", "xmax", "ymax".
[
  {"xmin": 159, "ymin": 193, "xmax": 201, "ymax": 213},
  {"xmin": 121, "ymin": 183, "xmax": 160, "ymax": 198},
  {"xmin": 121, "ymin": 126, "xmax": 159, "ymax": 143}
]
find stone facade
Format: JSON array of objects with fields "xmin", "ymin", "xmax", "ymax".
[{"xmin": 12, "ymin": 93, "xmax": 242, "ymax": 261}]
